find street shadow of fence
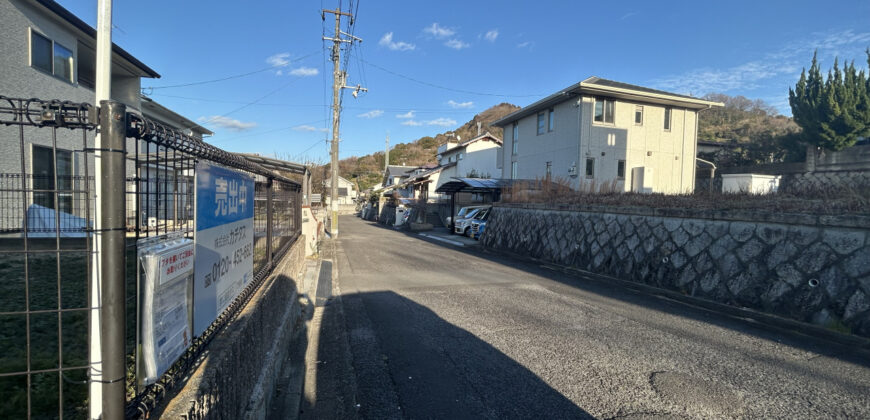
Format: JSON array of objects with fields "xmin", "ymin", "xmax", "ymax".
[{"xmin": 306, "ymin": 289, "xmax": 593, "ymax": 419}]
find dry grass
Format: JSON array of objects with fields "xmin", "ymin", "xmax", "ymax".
[{"xmin": 502, "ymin": 177, "xmax": 870, "ymax": 216}]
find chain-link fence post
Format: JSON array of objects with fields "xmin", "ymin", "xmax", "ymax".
[
  {"xmin": 98, "ymin": 100, "xmax": 127, "ymax": 419},
  {"xmin": 266, "ymin": 178, "xmax": 273, "ymax": 267}
]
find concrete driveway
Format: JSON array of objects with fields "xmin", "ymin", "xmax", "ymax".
[{"xmin": 300, "ymin": 215, "xmax": 870, "ymax": 419}]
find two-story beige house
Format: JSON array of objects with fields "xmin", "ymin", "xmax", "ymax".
[{"xmin": 493, "ymin": 77, "xmax": 722, "ymax": 194}]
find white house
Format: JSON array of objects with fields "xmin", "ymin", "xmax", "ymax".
[
  {"xmin": 435, "ymin": 132, "xmax": 502, "ymax": 188},
  {"xmin": 381, "ymin": 165, "xmax": 417, "ymax": 198},
  {"xmin": 492, "ymin": 77, "xmax": 723, "ymax": 194},
  {"xmin": 323, "ymin": 176, "xmax": 357, "ymax": 205}
]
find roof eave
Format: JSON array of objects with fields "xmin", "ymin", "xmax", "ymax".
[
  {"xmin": 576, "ymin": 82, "xmax": 723, "ymax": 109},
  {"xmin": 35, "ymin": 0, "xmax": 161, "ymax": 79}
]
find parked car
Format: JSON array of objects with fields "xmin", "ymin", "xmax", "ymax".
[
  {"xmin": 454, "ymin": 207, "xmax": 489, "ymax": 236},
  {"xmin": 447, "ymin": 205, "xmax": 489, "ymax": 228},
  {"xmin": 470, "ymin": 210, "xmax": 490, "ymax": 239}
]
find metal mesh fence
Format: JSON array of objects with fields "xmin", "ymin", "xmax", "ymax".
[
  {"xmin": 0, "ymin": 97, "xmax": 95, "ymax": 419},
  {"xmin": 0, "ymin": 96, "xmax": 303, "ymax": 419}
]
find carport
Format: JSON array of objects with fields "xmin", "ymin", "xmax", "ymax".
[{"xmin": 435, "ymin": 177, "xmax": 518, "ymax": 233}]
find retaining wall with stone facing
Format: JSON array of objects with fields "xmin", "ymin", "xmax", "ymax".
[{"xmin": 481, "ymin": 204, "xmax": 870, "ymax": 338}]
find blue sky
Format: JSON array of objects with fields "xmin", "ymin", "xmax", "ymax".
[{"xmin": 59, "ymin": 0, "xmax": 870, "ymax": 163}]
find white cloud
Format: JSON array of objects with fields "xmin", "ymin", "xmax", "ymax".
[
  {"xmin": 200, "ymin": 116, "xmax": 257, "ymax": 131},
  {"xmin": 516, "ymin": 41, "xmax": 533, "ymax": 49},
  {"xmin": 426, "ymin": 117, "xmax": 457, "ymax": 127},
  {"xmin": 396, "ymin": 110, "xmax": 415, "ymax": 119},
  {"xmin": 290, "ymin": 67, "xmax": 318, "ymax": 77},
  {"xmin": 423, "ymin": 23, "xmax": 455, "ymax": 39},
  {"xmin": 293, "ymin": 125, "xmax": 318, "ymax": 132},
  {"xmin": 650, "ymin": 29, "xmax": 870, "ymax": 98},
  {"xmin": 484, "ymin": 29, "xmax": 499, "ymax": 42},
  {"xmin": 445, "ymin": 39, "xmax": 470, "ymax": 50},
  {"xmin": 357, "ymin": 110, "xmax": 384, "ymax": 119},
  {"xmin": 401, "ymin": 120, "xmax": 423, "ymax": 126},
  {"xmin": 620, "ymin": 11, "xmax": 639, "ymax": 20},
  {"xmin": 448, "ymin": 100, "xmax": 473, "ymax": 109},
  {"xmin": 266, "ymin": 52, "xmax": 291, "ymax": 67},
  {"xmin": 379, "ymin": 32, "xmax": 416, "ymax": 51}
]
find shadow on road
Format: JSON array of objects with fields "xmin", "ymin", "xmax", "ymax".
[
  {"xmin": 363, "ymin": 217, "xmax": 870, "ymax": 371},
  {"xmin": 306, "ymin": 288, "xmax": 593, "ymax": 419}
]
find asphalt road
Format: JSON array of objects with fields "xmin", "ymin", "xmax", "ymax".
[{"xmin": 300, "ymin": 215, "xmax": 870, "ymax": 419}]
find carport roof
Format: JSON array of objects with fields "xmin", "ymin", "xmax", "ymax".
[{"xmin": 435, "ymin": 177, "xmax": 527, "ymax": 194}]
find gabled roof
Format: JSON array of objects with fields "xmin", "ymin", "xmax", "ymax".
[
  {"xmin": 385, "ymin": 165, "xmax": 416, "ymax": 177},
  {"xmin": 437, "ymin": 132, "xmax": 502, "ymax": 156},
  {"xmin": 408, "ymin": 162, "xmax": 455, "ymax": 184},
  {"xmin": 34, "ymin": 0, "xmax": 161, "ymax": 79},
  {"xmin": 492, "ymin": 76, "xmax": 723, "ymax": 127}
]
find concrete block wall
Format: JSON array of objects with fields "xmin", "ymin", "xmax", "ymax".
[
  {"xmin": 481, "ymin": 204, "xmax": 870, "ymax": 338},
  {"xmin": 154, "ymin": 237, "xmax": 306, "ymax": 419}
]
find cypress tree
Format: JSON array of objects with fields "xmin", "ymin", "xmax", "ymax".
[{"xmin": 789, "ymin": 51, "xmax": 870, "ymax": 150}]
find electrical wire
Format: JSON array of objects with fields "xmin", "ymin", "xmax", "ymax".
[
  {"xmin": 142, "ymin": 50, "xmax": 321, "ymax": 91},
  {"xmin": 210, "ymin": 118, "xmax": 329, "ymax": 143},
  {"xmin": 359, "ymin": 58, "xmax": 547, "ymax": 98}
]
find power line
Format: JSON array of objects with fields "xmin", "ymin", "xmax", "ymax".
[
  {"xmin": 359, "ymin": 58, "xmax": 547, "ymax": 98},
  {"xmin": 209, "ymin": 118, "xmax": 329, "ymax": 143},
  {"xmin": 142, "ymin": 50, "xmax": 321, "ymax": 91},
  {"xmin": 146, "ymin": 93, "xmax": 490, "ymax": 114}
]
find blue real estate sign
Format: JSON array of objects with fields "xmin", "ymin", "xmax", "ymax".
[{"xmin": 193, "ymin": 161, "xmax": 255, "ymax": 336}]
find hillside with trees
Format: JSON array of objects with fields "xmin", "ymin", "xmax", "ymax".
[
  {"xmin": 697, "ymin": 93, "xmax": 803, "ymax": 166},
  {"xmin": 335, "ymin": 102, "xmax": 520, "ymax": 192}
]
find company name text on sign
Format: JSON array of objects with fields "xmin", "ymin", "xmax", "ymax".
[{"xmin": 193, "ymin": 162, "xmax": 255, "ymax": 336}]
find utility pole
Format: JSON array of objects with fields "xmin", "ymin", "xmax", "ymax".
[
  {"xmin": 323, "ymin": 6, "xmax": 365, "ymax": 237},
  {"xmin": 91, "ymin": 0, "xmax": 116, "ymax": 418},
  {"xmin": 384, "ymin": 132, "xmax": 390, "ymax": 172}
]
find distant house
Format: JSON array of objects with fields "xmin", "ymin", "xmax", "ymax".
[
  {"xmin": 434, "ymin": 132, "xmax": 502, "ymax": 188},
  {"xmin": 323, "ymin": 176, "xmax": 357, "ymax": 205},
  {"xmin": 492, "ymin": 76, "xmax": 722, "ymax": 193},
  {"xmin": 0, "ymin": 0, "xmax": 211, "ymax": 233},
  {"xmin": 382, "ymin": 165, "xmax": 417, "ymax": 198},
  {"xmin": 405, "ymin": 132, "xmax": 503, "ymax": 202}
]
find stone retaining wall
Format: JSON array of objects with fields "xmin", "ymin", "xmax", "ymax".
[
  {"xmin": 781, "ymin": 170, "xmax": 870, "ymax": 192},
  {"xmin": 481, "ymin": 204, "xmax": 870, "ymax": 337},
  {"xmin": 155, "ymin": 237, "xmax": 306, "ymax": 419}
]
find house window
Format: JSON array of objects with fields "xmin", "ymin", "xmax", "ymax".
[
  {"xmin": 32, "ymin": 145, "xmax": 73, "ymax": 214},
  {"xmin": 635, "ymin": 106, "xmax": 643, "ymax": 125},
  {"xmin": 664, "ymin": 107, "xmax": 672, "ymax": 131},
  {"xmin": 545, "ymin": 161, "xmax": 552, "ymax": 180},
  {"xmin": 537, "ymin": 112, "xmax": 546, "ymax": 135},
  {"xmin": 512, "ymin": 122, "xmax": 518, "ymax": 154},
  {"xmin": 585, "ymin": 158, "xmax": 595, "ymax": 178},
  {"xmin": 338, "ymin": 187, "xmax": 348, "ymax": 196},
  {"xmin": 548, "ymin": 108, "xmax": 555, "ymax": 132},
  {"xmin": 617, "ymin": 160, "xmax": 626, "ymax": 179},
  {"xmin": 458, "ymin": 153, "xmax": 464, "ymax": 160},
  {"xmin": 30, "ymin": 31, "xmax": 53, "ymax": 73},
  {"xmin": 594, "ymin": 98, "xmax": 615, "ymax": 124},
  {"xmin": 30, "ymin": 30, "xmax": 75, "ymax": 83},
  {"xmin": 511, "ymin": 161, "xmax": 518, "ymax": 179},
  {"xmin": 54, "ymin": 43, "xmax": 74, "ymax": 82}
]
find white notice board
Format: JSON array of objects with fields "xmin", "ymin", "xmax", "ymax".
[{"xmin": 138, "ymin": 235, "xmax": 194, "ymax": 385}]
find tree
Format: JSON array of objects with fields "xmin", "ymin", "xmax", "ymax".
[{"xmin": 789, "ymin": 51, "xmax": 870, "ymax": 151}]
